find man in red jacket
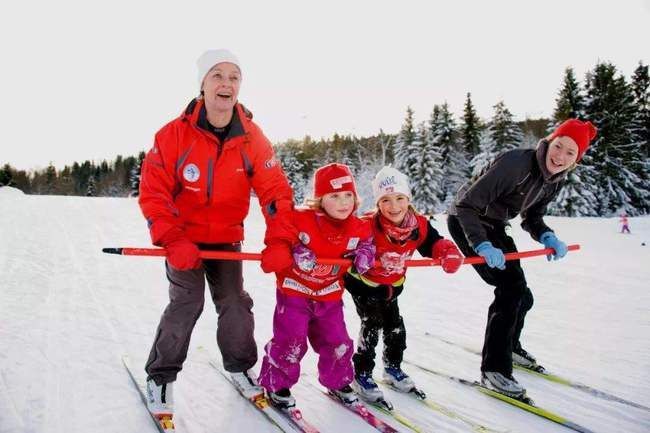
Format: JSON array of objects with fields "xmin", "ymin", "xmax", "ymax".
[{"xmin": 138, "ymin": 49, "xmax": 294, "ymax": 417}]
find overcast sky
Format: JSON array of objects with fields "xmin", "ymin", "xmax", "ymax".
[{"xmin": 2, "ymin": 0, "xmax": 649, "ymax": 170}]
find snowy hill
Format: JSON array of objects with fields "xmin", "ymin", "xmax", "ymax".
[{"xmin": 1, "ymin": 190, "xmax": 649, "ymax": 433}]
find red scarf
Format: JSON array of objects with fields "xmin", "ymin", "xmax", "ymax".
[{"xmin": 378, "ymin": 209, "xmax": 418, "ymax": 242}]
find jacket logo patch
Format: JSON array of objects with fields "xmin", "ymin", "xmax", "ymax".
[
  {"xmin": 311, "ymin": 263, "xmax": 339, "ymax": 277},
  {"xmin": 183, "ymin": 164, "xmax": 200, "ymax": 182},
  {"xmin": 379, "ymin": 251, "xmax": 411, "ymax": 275},
  {"xmin": 265, "ymin": 158, "xmax": 278, "ymax": 169},
  {"xmin": 298, "ymin": 232, "xmax": 311, "ymax": 244},
  {"xmin": 329, "ymin": 175, "xmax": 353, "ymax": 189},
  {"xmin": 346, "ymin": 237, "xmax": 359, "ymax": 249}
]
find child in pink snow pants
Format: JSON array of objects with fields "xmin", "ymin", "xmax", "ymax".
[{"xmin": 258, "ymin": 163, "xmax": 375, "ymax": 408}]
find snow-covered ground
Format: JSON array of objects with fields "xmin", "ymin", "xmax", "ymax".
[{"xmin": 1, "ymin": 186, "xmax": 649, "ymax": 433}]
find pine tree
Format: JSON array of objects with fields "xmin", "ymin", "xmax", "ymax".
[
  {"xmin": 413, "ymin": 121, "xmax": 443, "ymax": 214},
  {"xmin": 434, "ymin": 103, "xmax": 467, "ymax": 207},
  {"xmin": 129, "ymin": 151, "xmax": 145, "ymax": 197},
  {"xmin": 470, "ymin": 129, "xmax": 497, "ymax": 177},
  {"xmin": 436, "ymin": 103, "xmax": 456, "ymax": 164},
  {"xmin": 583, "ymin": 62, "xmax": 649, "ymax": 215},
  {"xmin": 631, "ymin": 62, "xmax": 650, "ymax": 158},
  {"xmin": 630, "ymin": 62, "xmax": 650, "ymax": 213},
  {"xmin": 553, "ymin": 67, "xmax": 585, "ymax": 122},
  {"xmin": 547, "ymin": 165, "xmax": 599, "ymax": 216},
  {"xmin": 470, "ymin": 101, "xmax": 522, "ymax": 176},
  {"xmin": 0, "ymin": 164, "xmax": 14, "ymax": 187},
  {"xmin": 394, "ymin": 107, "xmax": 419, "ymax": 181},
  {"xmin": 86, "ymin": 175, "xmax": 97, "ymax": 197},
  {"xmin": 489, "ymin": 101, "xmax": 523, "ymax": 153},
  {"xmin": 547, "ymin": 68, "xmax": 593, "ymax": 215},
  {"xmin": 276, "ymin": 142, "xmax": 307, "ymax": 204},
  {"xmin": 59, "ymin": 166, "xmax": 74, "ymax": 195},
  {"xmin": 44, "ymin": 163, "xmax": 57, "ymax": 194},
  {"xmin": 461, "ymin": 92, "xmax": 482, "ymax": 158}
]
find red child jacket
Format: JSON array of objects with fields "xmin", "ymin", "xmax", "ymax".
[
  {"xmin": 362, "ymin": 213, "xmax": 431, "ymax": 286},
  {"xmin": 139, "ymin": 98, "xmax": 293, "ymax": 245},
  {"xmin": 275, "ymin": 209, "xmax": 373, "ymax": 301}
]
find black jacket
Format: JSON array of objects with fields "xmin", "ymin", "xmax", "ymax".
[{"xmin": 448, "ymin": 140, "xmax": 566, "ymax": 249}]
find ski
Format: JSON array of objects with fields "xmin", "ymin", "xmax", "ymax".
[
  {"xmin": 378, "ymin": 380, "xmax": 503, "ymax": 433},
  {"xmin": 205, "ymin": 356, "xmax": 320, "ymax": 433},
  {"xmin": 365, "ymin": 398, "xmax": 424, "ymax": 433},
  {"xmin": 424, "ymin": 331, "xmax": 650, "ymax": 412},
  {"xmin": 322, "ymin": 390, "xmax": 401, "ymax": 433},
  {"xmin": 122, "ymin": 355, "xmax": 175, "ymax": 433},
  {"xmin": 403, "ymin": 359, "xmax": 596, "ymax": 433}
]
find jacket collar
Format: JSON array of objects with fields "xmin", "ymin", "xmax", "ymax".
[{"xmin": 182, "ymin": 98, "xmax": 248, "ymax": 142}]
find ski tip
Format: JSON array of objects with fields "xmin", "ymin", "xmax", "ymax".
[{"xmin": 102, "ymin": 247, "xmax": 122, "ymax": 254}]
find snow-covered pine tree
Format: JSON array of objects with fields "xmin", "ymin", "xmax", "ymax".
[
  {"xmin": 630, "ymin": 62, "xmax": 650, "ymax": 213},
  {"xmin": 434, "ymin": 103, "xmax": 467, "ymax": 208},
  {"xmin": 584, "ymin": 62, "xmax": 649, "ymax": 216},
  {"xmin": 413, "ymin": 120, "xmax": 443, "ymax": 214},
  {"xmin": 129, "ymin": 151, "xmax": 145, "ymax": 197},
  {"xmin": 469, "ymin": 101, "xmax": 522, "ymax": 176},
  {"xmin": 470, "ymin": 129, "xmax": 496, "ymax": 177},
  {"xmin": 275, "ymin": 142, "xmax": 307, "ymax": 204},
  {"xmin": 394, "ymin": 107, "xmax": 419, "ymax": 181},
  {"xmin": 86, "ymin": 175, "xmax": 97, "ymax": 197},
  {"xmin": 548, "ymin": 67, "xmax": 596, "ymax": 216},
  {"xmin": 489, "ymin": 101, "xmax": 523, "ymax": 154},
  {"xmin": 461, "ymin": 92, "xmax": 482, "ymax": 159},
  {"xmin": 548, "ymin": 163, "xmax": 599, "ymax": 216},
  {"xmin": 436, "ymin": 103, "xmax": 455, "ymax": 164}
]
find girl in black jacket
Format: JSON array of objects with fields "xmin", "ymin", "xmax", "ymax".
[{"xmin": 447, "ymin": 119, "xmax": 597, "ymax": 398}]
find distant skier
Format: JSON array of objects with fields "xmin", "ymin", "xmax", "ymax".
[
  {"xmin": 345, "ymin": 166, "xmax": 463, "ymax": 404},
  {"xmin": 137, "ymin": 49, "xmax": 293, "ymax": 417},
  {"xmin": 447, "ymin": 119, "xmax": 597, "ymax": 398},
  {"xmin": 258, "ymin": 163, "xmax": 375, "ymax": 409},
  {"xmin": 620, "ymin": 213, "xmax": 631, "ymax": 234}
]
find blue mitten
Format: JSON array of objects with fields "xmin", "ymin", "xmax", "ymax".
[
  {"xmin": 474, "ymin": 241, "xmax": 506, "ymax": 270},
  {"xmin": 539, "ymin": 232, "xmax": 568, "ymax": 261}
]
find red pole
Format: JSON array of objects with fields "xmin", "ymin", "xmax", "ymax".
[{"xmin": 103, "ymin": 244, "xmax": 580, "ymax": 267}]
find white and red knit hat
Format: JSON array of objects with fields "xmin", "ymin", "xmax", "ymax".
[{"xmin": 372, "ymin": 166, "xmax": 411, "ymax": 203}]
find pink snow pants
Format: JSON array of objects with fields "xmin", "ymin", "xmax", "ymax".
[{"xmin": 259, "ymin": 291, "xmax": 354, "ymax": 392}]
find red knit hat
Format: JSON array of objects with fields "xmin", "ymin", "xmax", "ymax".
[
  {"xmin": 313, "ymin": 163, "xmax": 357, "ymax": 198},
  {"xmin": 548, "ymin": 119, "xmax": 598, "ymax": 161}
]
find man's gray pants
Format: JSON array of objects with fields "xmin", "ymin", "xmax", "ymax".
[{"xmin": 145, "ymin": 243, "xmax": 257, "ymax": 385}]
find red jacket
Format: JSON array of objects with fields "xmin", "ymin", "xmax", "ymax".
[
  {"xmin": 139, "ymin": 98, "xmax": 293, "ymax": 245},
  {"xmin": 275, "ymin": 209, "xmax": 372, "ymax": 301},
  {"xmin": 362, "ymin": 213, "xmax": 442, "ymax": 285}
]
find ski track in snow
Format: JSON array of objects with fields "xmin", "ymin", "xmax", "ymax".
[{"xmin": 1, "ymin": 187, "xmax": 649, "ymax": 433}]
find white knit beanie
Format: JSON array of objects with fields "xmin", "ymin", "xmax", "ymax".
[
  {"xmin": 372, "ymin": 166, "xmax": 412, "ymax": 203},
  {"xmin": 196, "ymin": 49, "xmax": 241, "ymax": 89}
]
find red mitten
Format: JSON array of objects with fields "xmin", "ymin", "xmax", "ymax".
[
  {"xmin": 159, "ymin": 227, "xmax": 202, "ymax": 271},
  {"xmin": 432, "ymin": 238, "xmax": 463, "ymax": 274},
  {"xmin": 261, "ymin": 242, "xmax": 294, "ymax": 274}
]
